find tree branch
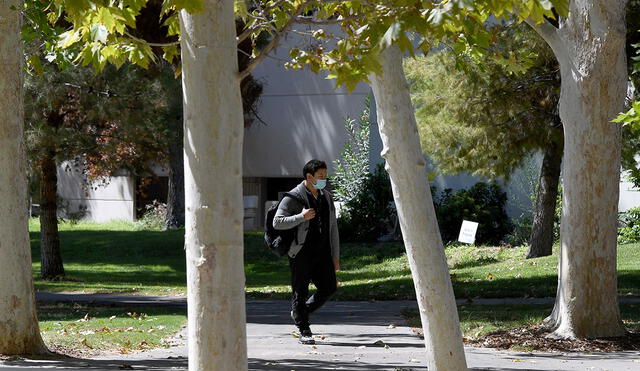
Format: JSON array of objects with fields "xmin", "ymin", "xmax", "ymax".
[
  {"xmin": 293, "ymin": 15, "xmax": 363, "ymax": 25},
  {"xmin": 524, "ymin": 18, "xmax": 564, "ymax": 55},
  {"xmin": 238, "ymin": 4, "xmax": 308, "ymax": 81},
  {"xmin": 124, "ymin": 31, "xmax": 180, "ymax": 47}
]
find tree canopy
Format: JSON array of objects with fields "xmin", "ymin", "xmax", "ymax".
[{"xmin": 405, "ymin": 23, "xmax": 561, "ymax": 180}]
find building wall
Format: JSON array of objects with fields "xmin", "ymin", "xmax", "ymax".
[
  {"xmin": 243, "ymin": 31, "xmax": 371, "ymax": 178},
  {"xmin": 57, "ymin": 162, "xmax": 135, "ymax": 222}
]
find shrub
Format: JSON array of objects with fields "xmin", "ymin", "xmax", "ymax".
[
  {"xmin": 339, "ymin": 172, "xmax": 512, "ymax": 245},
  {"xmin": 433, "ymin": 182, "xmax": 513, "ymax": 245},
  {"xmin": 135, "ymin": 201, "xmax": 167, "ymax": 231},
  {"xmin": 504, "ymin": 215, "xmax": 532, "ymax": 247},
  {"xmin": 338, "ymin": 163, "xmax": 396, "ymax": 242},
  {"xmin": 332, "ymin": 98, "xmax": 371, "ymax": 209},
  {"xmin": 618, "ymin": 206, "xmax": 640, "ymax": 244}
]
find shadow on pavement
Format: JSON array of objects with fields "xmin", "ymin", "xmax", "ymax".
[
  {"xmin": 248, "ymin": 357, "xmax": 427, "ymax": 370},
  {"xmin": 0, "ymin": 356, "xmax": 187, "ymax": 370}
]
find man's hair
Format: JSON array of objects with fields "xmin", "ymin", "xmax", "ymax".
[{"xmin": 303, "ymin": 159, "xmax": 327, "ymax": 178}]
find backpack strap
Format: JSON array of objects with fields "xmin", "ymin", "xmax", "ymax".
[
  {"xmin": 282, "ymin": 192, "xmax": 306, "ymax": 210},
  {"xmin": 281, "ymin": 192, "xmax": 306, "ymax": 246}
]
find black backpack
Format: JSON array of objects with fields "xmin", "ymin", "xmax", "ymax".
[{"xmin": 264, "ymin": 193, "xmax": 304, "ymax": 257}]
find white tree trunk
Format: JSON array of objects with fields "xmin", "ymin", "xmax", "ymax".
[
  {"xmin": 0, "ymin": 0, "xmax": 47, "ymax": 355},
  {"xmin": 179, "ymin": 1, "xmax": 248, "ymax": 370},
  {"xmin": 370, "ymin": 45, "xmax": 467, "ymax": 370},
  {"xmin": 530, "ymin": 0, "xmax": 627, "ymax": 339}
]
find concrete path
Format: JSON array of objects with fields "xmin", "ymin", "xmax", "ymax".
[{"xmin": 0, "ymin": 294, "xmax": 638, "ymax": 370}]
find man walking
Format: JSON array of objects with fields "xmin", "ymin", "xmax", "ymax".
[{"xmin": 273, "ymin": 159, "xmax": 340, "ymax": 345}]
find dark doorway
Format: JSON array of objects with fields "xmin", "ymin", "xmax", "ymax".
[
  {"xmin": 136, "ymin": 176, "xmax": 169, "ymax": 219},
  {"xmin": 266, "ymin": 177, "xmax": 301, "ymax": 201}
]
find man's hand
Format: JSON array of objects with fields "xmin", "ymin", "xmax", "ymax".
[
  {"xmin": 302, "ymin": 208, "xmax": 316, "ymax": 220},
  {"xmin": 333, "ymin": 258, "xmax": 340, "ymax": 271}
]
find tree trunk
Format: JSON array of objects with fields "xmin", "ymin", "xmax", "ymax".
[
  {"xmin": 530, "ymin": 0, "xmax": 627, "ymax": 339},
  {"xmin": 527, "ymin": 133, "xmax": 563, "ymax": 258},
  {"xmin": 179, "ymin": 1, "xmax": 248, "ymax": 370},
  {"xmin": 165, "ymin": 134, "xmax": 185, "ymax": 229},
  {"xmin": 370, "ymin": 45, "xmax": 467, "ymax": 370},
  {"xmin": 0, "ymin": 0, "xmax": 48, "ymax": 355},
  {"xmin": 40, "ymin": 148, "xmax": 65, "ymax": 279},
  {"xmin": 163, "ymin": 72, "xmax": 185, "ymax": 230}
]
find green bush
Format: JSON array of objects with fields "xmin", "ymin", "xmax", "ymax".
[
  {"xmin": 506, "ymin": 183, "xmax": 562, "ymax": 247},
  {"xmin": 434, "ymin": 182, "xmax": 513, "ymax": 245},
  {"xmin": 618, "ymin": 206, "xmax": 640, "ymax": 244},
  {"xmin": 339, "ymin": 171, "xmax": 512, "ymax": 245},
  {"xmin": 504, "ymin": 215, "xmax": 532, "ymax": 247},
  {"xmin": 337, "ymin": 163, "xmax": 396, "ymax": 242},
  {"xmin": 135, "ymin": 201, "xmax": 167, "ymax": 231}
]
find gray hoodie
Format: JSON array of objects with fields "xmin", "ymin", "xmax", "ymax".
[{"xmin": 272, "ymin": 181, "xmax": 340, "ymax": 260}]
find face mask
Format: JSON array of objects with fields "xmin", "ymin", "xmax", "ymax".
[{"xmin": 314, "ymin": 179, "xmax": 327, "ymax": 190}]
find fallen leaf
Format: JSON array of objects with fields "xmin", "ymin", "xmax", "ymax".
[
  {"xmin": 409, "ymin": 359, "xmax": 421, "ymax": 363},
  {"xmin": 77, "ymin": 313, "xmax": 92, "ymax": 322},
  {"xmin": 387, "ymin": 324, "xmax": 397, "ymax": 329},
  {"xmin": 486, "ymin": 273, "xmax": 494, "ymax": 280},
  {"xmin": 373, "ymin": 340, "xmax": 385, "ymax": 346},
  {"xmin": 80, "ymin": 338, "xmax": 93, "ymax": 349},
  {"xmin": 118, "ymin": 365, "xmax": 133, "ymax": 370}
]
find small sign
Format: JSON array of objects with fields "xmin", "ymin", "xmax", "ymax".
[{"xmin": 458, "ymin": 220, "xmax": 479, "ymax": 244}]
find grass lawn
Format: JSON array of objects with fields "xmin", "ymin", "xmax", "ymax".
[
  {"xmin": 38, "ymin": 303, "xmax": 186, "ymax": 355},
  {"xmin": 31, "ymin": 219, "xmax": 640, "ymax": 300},
  {"xmin": 402, "ymin": 304, "xmax": 640, "ymax": 340}
]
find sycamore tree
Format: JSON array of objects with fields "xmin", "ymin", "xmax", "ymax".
[
  {"xmin": 0, "ymin": 0, "xmax": 47, "ymax": 355},
  {"xmin": 524, "ymin": 0, "xmax": 628, "ymax": 339},
  {"xmin": 404, "ymin": 24, "xmax": 563, "ymax": 258},
  {"xmin": 25, "ymin": 0, "xmax": 268, "ymax": 368}
]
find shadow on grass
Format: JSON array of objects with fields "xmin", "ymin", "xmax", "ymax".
[
  {"xmin": 450, "ymin": 256, "xmax": 500, "ymax": 270},
  {"xmin": 37, "ymin": 303, "xmax": 187, "ymax": 321},
  {"xmin": 29, "ymin": 229, "xmax": 640, "ymax": 299}
]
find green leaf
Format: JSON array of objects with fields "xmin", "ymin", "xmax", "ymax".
[
  {"xmin": 63, "ymin": 0, "xmax": 91, "ymax": 16},
  {"xmin": 381, "ymin": 22, "xmax": 401, "ymax": 48},
  {"xmin": 26, "ymin": 55, "xmax": 44, "ymax": 76},
  {"xmin": 58, "ymin": 30, "xmax": 80, "ymax": 49},
  {"xmin": 90, "ymin": 24, "xmax": 108, "ymax": 44},
  {"xmin": 97, "ymin": 7, "xmax": 117, "ymax": 32},
  {"xmin": 235, "ymin": 0, "xmax": 248, "ymax": 18}
]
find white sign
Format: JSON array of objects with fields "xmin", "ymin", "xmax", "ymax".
[{"xmin": 458, "ymin": 220, "xmax": 479, "ymax": 244}]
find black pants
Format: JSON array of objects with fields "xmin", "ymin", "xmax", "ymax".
[{"xmin": 289, "ymin": 244, "xmax": 337, "ymax": 330}]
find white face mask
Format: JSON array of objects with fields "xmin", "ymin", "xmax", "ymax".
[{"xmin": 315, "ymin": 179, "xmax": 327, "ymax": 190}]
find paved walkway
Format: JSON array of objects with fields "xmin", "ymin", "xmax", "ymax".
[{"xmin": 0, "ymin": 293, "xmax": 638, "ymax": 370}]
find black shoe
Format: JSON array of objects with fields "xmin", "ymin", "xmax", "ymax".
[{"xmin": 299, "ymin": 328, "xmax": 315, "ymax": 345}]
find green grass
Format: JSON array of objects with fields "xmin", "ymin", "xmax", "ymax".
[
  {"xmin": 31, "ymin": 219, "xmax": 640, "ymax": 299},
  {"xmin": 38, "ymin": 303, "xmax": 186, "ymax": 353},
  {"xmin": 401, "ymin": 304, "xmax": 640, "ymax": 340}
]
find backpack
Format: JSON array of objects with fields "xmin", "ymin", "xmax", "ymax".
[{"xmin": 264, "ymin": 192, "xmax": 304, "ymax": 257}]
